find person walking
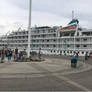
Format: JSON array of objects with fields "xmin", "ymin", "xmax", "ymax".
[{"xmin": 85, "ymin": 52, "xmax": 88, "ymax": 60}]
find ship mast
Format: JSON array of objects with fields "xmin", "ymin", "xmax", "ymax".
[
  {"xmin": 27, "ymin": 0, "xmax": 32, "ymax": 57},
  {"xmin": 72, "ymin": 10, "xmax": 74, "ymax": 20}
]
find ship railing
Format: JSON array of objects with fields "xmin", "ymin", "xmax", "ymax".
[
  {"xmin": 8, "ymin": 38, "xmax": 28, "ymax": 41},
  {"xmin": 32, "ymin": 32, "xmax": 56, "ymax": 35}
]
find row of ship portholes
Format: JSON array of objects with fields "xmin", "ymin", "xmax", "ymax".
[{"xmin": 50, "ymin": 50, "xmax": 90, "ymax": 55}]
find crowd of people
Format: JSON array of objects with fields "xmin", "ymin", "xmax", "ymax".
[
  {"xmin": 0, "ymin": 47, "xmax": 27, "ymax": 63},
  {"xmin": 0, "ymin": 47, "xmax": 91, "ymax": 66},
  {"xmin": 0, "ymin": 47, "xmax": 43, "ymax": 63}
]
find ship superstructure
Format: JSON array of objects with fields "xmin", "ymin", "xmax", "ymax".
[{"xmin": 0, "ymin": 19, "xmax": 92, "ymax": 56}]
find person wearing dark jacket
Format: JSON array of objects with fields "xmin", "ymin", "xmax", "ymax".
[
  {"xmin": 15, "ymin": 48, "xmax": 19, "ymax": 61},
  {"xmin": 71, "ymin": 52, "xmax": 78, "ymax": 68},
  {"xmin": 85, "ymin": 52, "xmax": 88, "ymax": 60},
  {"xmin": 1, "ymin": 47, "xmax": 5, "ymax": 63},
  {"xmin": 8, "ymin": 49, "xmax": 12, "ymax": 63}
]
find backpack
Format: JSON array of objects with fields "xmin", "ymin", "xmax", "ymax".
[{"xmin": 72, "ymin": 56, "xmax": 77, "ymax": 61}]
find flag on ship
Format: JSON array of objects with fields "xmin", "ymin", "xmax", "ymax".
[{"xmin": 59, "ymin": 19, "xmax": 79, "ymax": 30}]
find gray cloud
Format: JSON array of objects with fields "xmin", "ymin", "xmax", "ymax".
[
  {"xmin": 8, "ymin": 0, "xmax": 29, "ymax": 10},
  {"xmin": 0, "ymin": 0, "xmax": 92, "ymax": 35},
  {"xmin": 32, "ymin": 0, "xmax": 92, "ymax": 27}
]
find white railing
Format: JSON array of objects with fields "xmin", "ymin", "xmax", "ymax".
[
  {"xmin": 32, "ymin": 37, "xmax": 56, "ymax": 40},
  {"xmin": 8, "ymin": 38, "xmax": 28, "ymax": 41},
  {"xmin": 32, "ymin": 32, "xmax": 56, "ymax": 35}
]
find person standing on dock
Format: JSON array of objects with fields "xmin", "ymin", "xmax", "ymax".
[
  {"xmin": 38, "ymin": 48, "xmax": 42, "ymax": 59},
  {"xmin": 85, "ymin": 52, "xmax": 88, "ymax": 60},
  {"xmin": 7, "ymin": 49, "xmax": 13, "ymax": 63},
  {"xmin": 1, "ymin": 47, "xmax": 5, "ymax": 63},
  {"xmin": 15, "ymin": 48, "xmax": 19, "ymax": 61}
]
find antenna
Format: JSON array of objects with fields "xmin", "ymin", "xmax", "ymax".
[{"xmin": 72, "ymin": 10, "xmax": 74, "ymax": 20}]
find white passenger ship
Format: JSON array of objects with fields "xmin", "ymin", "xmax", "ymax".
[{"xmin": 0, "ymin": 19, "xmax": 92, "ymax": 56}]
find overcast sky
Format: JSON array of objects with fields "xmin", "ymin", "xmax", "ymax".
[{"xmin": 0, "ymin": 0, "xmax": 92, "ymax": 35}]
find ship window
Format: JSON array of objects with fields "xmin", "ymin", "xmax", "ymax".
[
  {"xmin": 83, "ymin": 45, "xmax": 87, "ymax": 47},
  {"xmin": 64, "ymin": 51, "xmax": 66, "ymax": 53},
  {"xmin": 53, "ymin": 40, "xmax": 56, "ymax": 42},
  {"xmin": 32, "ymin": 40, "xmax": 35, "ymax": 42},
  {"xmin": 71, "ymin": 33, "xmax": 74, "ymax": 36},
  {"xmin": 42, "ymin": 45, "xmax": 44, "ymax": 47},
  {"xmin": 76, "ymin": 45, "xmax": 80, "ymax": 48},
  {"xmin": 60, "ymin": 33, "xmax": 62, "ymax": 37},
  {"xmin": 38, "ymin": 35, "xmax": 40, "ymax": 37},
  {"xmin": 54, "ymin": 50, "xmax": 56, "ymax": 53},
  {"xmin": 53, "ymin": 45, "xmax": 56, "ymax": 47},
  {"xmin": 47, "ymin": 40, "xmax": 49, "ymax": 42},
  {"xmin": 54, "ymin": 30, "xmax": 56, "ymax": 32},
  {"xmin": 48, "ymin": 30, "xmax": 50, "ymax": 33},
  {"xmin": 64, "ymin": 33, "xmax": 70, "ymax": 36},
  {"xmin": 67, "ymin": 51, "xmax": 69, "ymax": 53},
  {"xmin": 77, "ymin": 32, "xmax": 79, "ymax": 36},
  {"xmin": 47, "ymin": 45, "xmax": 49, "ymax": 47},
  {"xmin": 67, "ymin": 45, "xmax": 70, "ymax": 47},
  {"xmin": 83, "ymin": 38, "xmax": 87, "ymax": 41},
  {"xmin": 82, "ymin": 52, "xmax": 84, "ymax": 54},
  {"xmin": 53, "ymin": 34, "xmax": 56, "ymax": 37},
  {"xmin": 37, "ymin": 40, "xmax": 39, "ymax": 42},
  {"xmin": 60, "ymin": 51, "xmax": 62, "ymax": 54},
  {"xmin": 43, "ymin": 30, "xmax": 45, "ymax": 33},
  {"xmin": 70, "ymin": 51, "xmax": 72, "ymax": 53},
  {"xmin": 76, "ymin": 39, "xmax": 80, "ymax": 41},
  {"xmin": 78, "ymin": 52, "xmax": 80, "ymax": 54}
]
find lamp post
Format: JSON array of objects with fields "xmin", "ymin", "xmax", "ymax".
[{"xmin": 27, "ymin": 0, "xmax": 32, "ymax": 57}]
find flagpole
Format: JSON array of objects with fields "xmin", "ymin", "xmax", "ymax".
[{"xmin": 27, "ymin": 0, "xmax": 32, "ymax": 57}]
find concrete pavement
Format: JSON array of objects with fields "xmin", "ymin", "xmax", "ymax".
[{"xmin": 0, "ymin": 57, "xmax": 92, "ymax": 91}]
